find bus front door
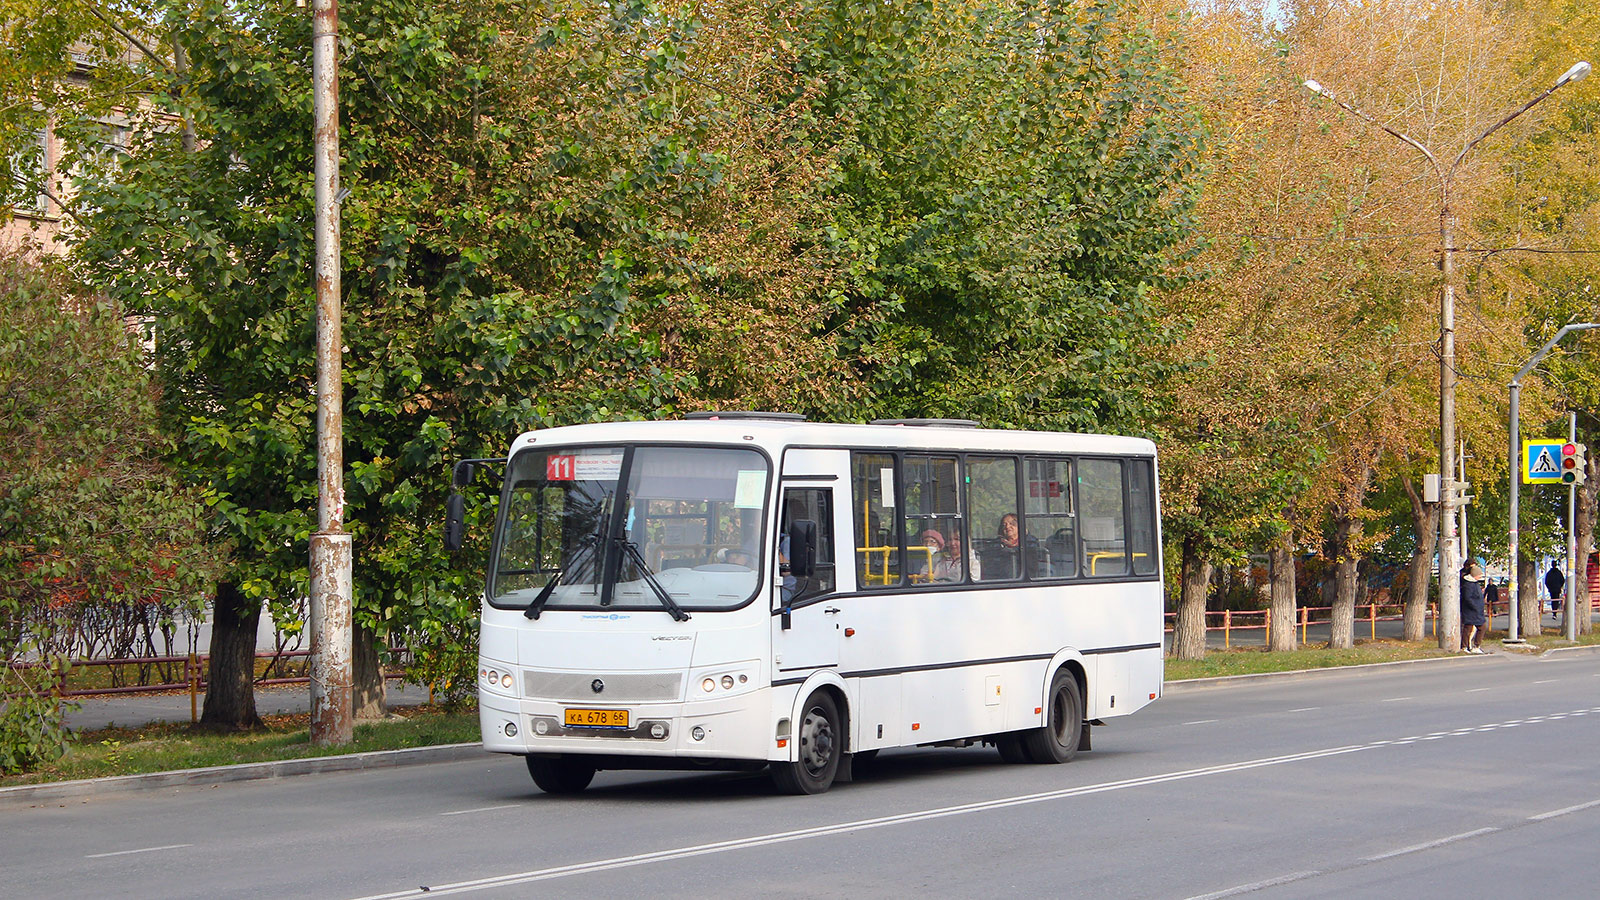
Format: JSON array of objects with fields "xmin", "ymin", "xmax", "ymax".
[{"xmin": 773, "ymin": 485, "xmax": 840, "ymax": 680}]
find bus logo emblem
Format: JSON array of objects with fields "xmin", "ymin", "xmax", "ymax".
[{"xmin": 591, "ymin": 679, "xmax": 605, "ymax": 694}]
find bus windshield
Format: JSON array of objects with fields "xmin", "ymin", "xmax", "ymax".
[{"xmin": 490, "ymin": 444, "xmax": 770, "ymax": 613}]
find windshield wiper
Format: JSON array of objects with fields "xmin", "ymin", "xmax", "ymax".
[
  {"xmin": 524, "ymin": 534, "xmax": 601, "ymax": 620},
  {"xmin": 616, "ymin": 539, "xmax": 691, "ymax": 622}
]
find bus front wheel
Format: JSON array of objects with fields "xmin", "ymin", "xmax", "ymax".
[
  {"xmin": 772, "ymin": 691, "xmax": 841, "ymax": 795},
  {"xmin": 1020, "ymin": 670, "xmax": 1082, "ymax": 764},
  {"xmin": 526, "ymin": 756, "xmax": 597, "ymax": 794}
]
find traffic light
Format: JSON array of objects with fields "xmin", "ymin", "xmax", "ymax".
[{"xmin": 1561, "ymin": 443, "xmax": 1587, "ymax": 485}]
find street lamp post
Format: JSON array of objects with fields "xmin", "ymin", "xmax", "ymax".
[{"xmin": 1304, "ymin": 61, "xmax": 1591, "ymax": 651}]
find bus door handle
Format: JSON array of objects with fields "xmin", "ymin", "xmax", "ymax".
[{"xmin": 824, "ymin": 607, "xmax": 841, "ymax": 615}]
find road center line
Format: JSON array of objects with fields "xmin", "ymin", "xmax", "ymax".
[
  {"xmin": 1184, "ymin": 720, "xmax": 1219, "ymax": 726},
  {"xmin": 1381, "ymin": 697, "xmax": 1411, "ymax": 702},
  {"xmin": 1363, "ymin": 828, "xmax": 1498, "ymax": 862},
  {"xmin": 439, "ymin": 805, "xmax": 517, "ymax": 817},
  {"xmin": 1533, "ymin": 680, "xmax": 1556, "ymax": 685},
  {"xmin": 85, "ymin": 843, "xmax": 193, "ymax": 859},
  {"xmin": 1184, "ymin": 870, "xmax": 1322, "ymax": 900},
  {"xmin": 1466, "ymin": 688, "xmax": 1491, "ymax": 693},
  {"xmin": 1288, "ymin": 707, "xmax": 1320, "ymax": 712},
  {"xmin": 1530, "ymin": 798, "xmax": 1600, "ymax": 821}
]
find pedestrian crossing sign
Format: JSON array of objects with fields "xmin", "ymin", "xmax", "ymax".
[{"xmin": 1523, "ymin": 440, "xmax": 1564, "ymax": 483}]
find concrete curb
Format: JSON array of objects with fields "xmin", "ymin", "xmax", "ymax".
[
  {"xmin": 1538, "ymin": 642, "xmax": 1600, "ymax": 659},
  {"xmin": 0, "ymin": 742, "xmax": 488, "ymax": 806},
  {"xmin": 1162, "ymin": 651, "xmax": 1507, "ymax": 693}
]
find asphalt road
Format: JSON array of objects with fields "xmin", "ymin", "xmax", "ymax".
[{"xmin": 6, "ymin": 652, "xmax": 1599, "ymax": 900}]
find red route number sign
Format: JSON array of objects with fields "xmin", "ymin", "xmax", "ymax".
[{"xmin": 547, "ymin": 455, "xmax": 577, "ymax": 481}]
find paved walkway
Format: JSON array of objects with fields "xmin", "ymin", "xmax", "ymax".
[{"xmin": 66, "ymin": 681, "xmax": 435, "ymax": 731}]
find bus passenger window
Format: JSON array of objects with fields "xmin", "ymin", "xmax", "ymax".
[
  {"xmin": 967, "ymin": 456, "xmax": 1022, "ymax": 582},
  {"xmin": 1078, "ymin": 458, "xmax": 1127, "ymax": 576},
  {"xmin": 853, "ymin": 454, "xmax": 900, "ymax": 588},
  {"xmin": 1127, "ymin": 459, "xmax": 1158, "ymax": 575},
  {"xmin": 1025, "ymin": 457, "xmax": 1075, "ymax": 579},
  {"xmin": 902, "ymin": 456, "xmax": 961, "ymax": 583}
]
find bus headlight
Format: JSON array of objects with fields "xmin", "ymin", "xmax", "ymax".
[
  {"xmin": 501, "ymin": 673, "xmax": 513, "ymax": 689},
  {"xmin": 702, "ymin": 677, "xmax": 717, "ymax": 693}
]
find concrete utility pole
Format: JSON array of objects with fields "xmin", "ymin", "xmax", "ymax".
[
  {"xmin": 1304, "ymin": 60, "xmax": 1590, "ymax": 652},
  {"xmin": 1506, "ymin": 323, "xmax": 1600, "ymax": 642},
  {"xmin": 310, "ymin": 0, "xmax": 352, "ymax": 746},
  {"xmin": 1568, "ymin": 412, "xmax": 1580, "ymax": 643}
]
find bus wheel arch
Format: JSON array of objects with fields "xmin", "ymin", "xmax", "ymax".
[{"xmin": 772, "ymin": 679, "xmax": 849, "ymax": 795}]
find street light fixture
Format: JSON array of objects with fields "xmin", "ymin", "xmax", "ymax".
[{"xmin": 1304, "ymin": 62, "xmax": 1590, "ymax": 651}]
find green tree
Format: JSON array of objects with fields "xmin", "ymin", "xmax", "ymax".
[{"xmin": 0, "ymin": 250, "xmax": 222, "ymax": 772}]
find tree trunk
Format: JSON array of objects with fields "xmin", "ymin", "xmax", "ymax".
[
  {"xmin": 352, "ymin": 620, "xmax": 388, "ymax": 720},
  {"xmin": 1329, "ymin": 508, "xmax": 1358, "ymax": 649},
  {"xmin": 199, "ymin": 582, "xmax": 263, "ymax": 731},
  {"xmin": 1519, "ymin": 552, "xmax": 1541, "ymax": 639},
  {"xmin": 1268, "ymin": 533, "xmax": 1297, "ymax": 651},
  {"xmin": 1400, "ymin": 476, "xmax": 1438, "ymax": 642},
  {"xmin": 1172, "ymin": 535, "xmax": 1213, "ymax": 660}
]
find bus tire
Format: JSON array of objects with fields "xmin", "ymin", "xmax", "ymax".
[
  {"xmin": 526, "ymin": 756, "xmax": 596, "ymax": 794},
  {"xmin": 772, "ymin": 691, "xmax": 841, "ymax": 794},
  {"xmin": 1020, "ymin": 670, "xmax": 1082, "ymax": 764}
]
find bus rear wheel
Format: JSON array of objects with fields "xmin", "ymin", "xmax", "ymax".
[
  {"xmin": 526, "ymin": 756, "xmax": 596, "ymax": 794},
  {"xmin": 1020, "ymin": 670, "xmax": 1082, "ymax": 764},
  {"xmin": 772, "ymin": 691, "xmax": 841, "ymax": 795}
]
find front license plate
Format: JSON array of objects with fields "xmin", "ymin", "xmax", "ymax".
[{"xmin": 564, "ymin": 708, "xmax": 629, "ymax": 729}]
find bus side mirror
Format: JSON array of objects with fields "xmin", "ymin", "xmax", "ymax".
[
  {"xmin": 444, "ymin": 461, "xmax": 476, "ymax": 553},
  {"xmin": 445, "ymin": 493, "xmax": 466, "ymax": 552},
  {"xmin": 789, "ymin": 519, "xmax": 817, "ymax": 577}
]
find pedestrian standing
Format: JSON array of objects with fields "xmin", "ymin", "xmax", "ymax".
[
  {"xmin": 1459, "ymin": 563, "xmax": 1486, "ymax": 654},
  {"xmin": 1545, "ymin": 564, "xmax": 1565, "ymax": 616},
  {"xmin": 1483, "ymin": 579, "xmax": 1499, "ymax": 649}
]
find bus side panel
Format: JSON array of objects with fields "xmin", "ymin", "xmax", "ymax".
[
  {"xmin": 851, "ymin": 674, "xmax": 901, "ymax": 752},
  {"xmin": 1090, "ymin": 647, "xmax": 1162, "ymax": 720}
]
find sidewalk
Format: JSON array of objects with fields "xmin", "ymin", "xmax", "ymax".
[{"xmin": 66, "ymin": 681, "xmax": 436, "ymax": 731}]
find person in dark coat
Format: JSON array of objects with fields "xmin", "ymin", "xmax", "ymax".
[
  {"xmin": 1546, "ymin": 564, "xmax": 1565, "ymax": 616},
  {"xmin": 1482, "ymin": 580, "xmax": 1500, "ymax": 650},
  {"xmin": 1459, "ymin": 563, "xmax": 1486, "ymax": 654}
]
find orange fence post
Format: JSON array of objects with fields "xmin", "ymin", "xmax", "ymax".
[
  {"xmin": 188, "ymin": 653, "xmax": 199, "ymax": 723},
  {"xmin": 1265, "ymin": 609, "xmax": 1271, "ymax": 646},
  {"xmin": 1430, "ymin": 602, "xmax": 1436, "ymax": 639},
  {"xmin": 1223, "ymin": 609, "xmax": 1230, "ymax": 649},
  {"xmin": 1369, "ymin": 603, "xmax": 1377, "ymax": 641}
]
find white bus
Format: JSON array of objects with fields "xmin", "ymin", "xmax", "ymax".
[{"xmin": 448, "ymin": 413, "xmax": 1164, "ymax": 795}]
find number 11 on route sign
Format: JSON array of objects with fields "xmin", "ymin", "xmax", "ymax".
[{"xmin": 1523, "ymin": 440, "xmax": 1564, "ymax": 484}]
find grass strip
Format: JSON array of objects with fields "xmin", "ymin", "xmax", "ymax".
[
  {"xmin": 1164, "ymin": 639, "xmax": 1460, "ymax": 681},
  {"xmin": 2, "ymin": 705, "xmax": 480, "ymax": 787}
]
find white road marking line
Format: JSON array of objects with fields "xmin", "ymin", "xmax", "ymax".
[
  {"xmin": 347, "ymin": 745, "xmax": 1373, "ymax": 900},
  {"xmin": 1466, "ymin": 688, "xmax": 1492, "ymax": 693},
  {"xmin": 1363, "ymin": 828, "xmax": 1498, "ymax": 862},
  {"xmin": 1288, "ymin": 707, "xmax": 1320, "ymax": 712},
  {"xmin": 85, "ymin": 843, "xmax": 193, "ymax": 859},
  {"xmin": 1533, "ymin": 680, "xmax": 1556, "ymax": 685},
  {"xmin": 1530, "ymin": 798, "xmax": 1600, "ymax": 821},
  {"xmin": 1184, "ymin": 719, "xmax": 1219, "ymax": 726},
  {"xmin": 439, "ymin": 805, "xmax": 517, "ymax": 817},
  {"xmin": 1183, "ymin": 870, "xmax": 1322, "ymax": 900},
  {"xmin": 1381, "ymin": 697, "xmax": 1412, "ymax": 702}
]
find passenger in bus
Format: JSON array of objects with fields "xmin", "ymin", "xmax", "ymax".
[{"xmin": 939, "ymin": 530, "xmax": 979, "ymax": 582}]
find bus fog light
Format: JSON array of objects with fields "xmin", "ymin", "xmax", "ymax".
[
  {"xmin": 691, "ymin": 725, "xmax": 706, "ymax": 741},
  {"xmin": 720, "ymin": 675, "xmax": 734, "ymax": 689},
  {"xmin": 504, "ymin": 722, "xmax": 518, "ymax": 737},
  {"xmin": 701, "ymin": 677, "xmax": 716, "ymax": 692},
  {"xmin": 501, "ymin": 673, "xmax": 513, "ymax": 689},
  {"xmin": 650, "ymin": 723, "xmax": 666, "ymax": 739},
  {"xmin": 535, "ymin": 720, "xmax": 549, "ymax": 735}
]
